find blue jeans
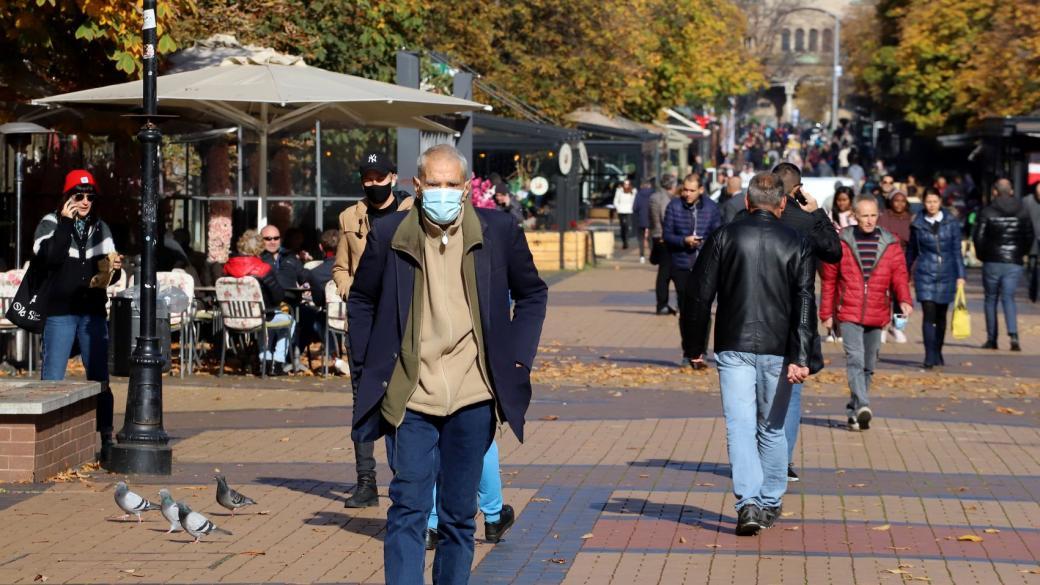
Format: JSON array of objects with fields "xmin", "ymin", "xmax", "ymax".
[
  {"xmin": 428, "ymin": 440, "xmax": 503, "ymax": 529},
  {"xmin": 384, "ymin": 402, "xmax": 495, "ymax": 585},
  {"xmin": 41, "ymin": 313, "xmax": 113, "ymax": 433},
  {"xmin": 785, "ymin": 383, "xmax": 802, "ymax": 462},
  {"xmin": 982, "ymin": 262, "xmax": 1023, "ymax": 339},
  {"xmin": 259, "ymin": 312, "xmax": 294, "ymax": 364},
  {"xmin": 715, "ymin": 351, "xmax": 792, "ymax": 510}
]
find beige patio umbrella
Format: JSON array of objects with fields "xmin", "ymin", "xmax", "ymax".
[{"xmin": 32, "ymin": 57, "xmax": 490, "ymax": 220}]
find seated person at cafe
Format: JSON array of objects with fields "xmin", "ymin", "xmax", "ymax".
[
  {"xmin": 298, "ymin": 229, "xmax": 350, "ymax": 375},
  {"xmin": 223, "ymin": 229, "xmax": 294, "ymax": 376}
]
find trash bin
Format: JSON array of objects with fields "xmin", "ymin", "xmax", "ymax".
[{"xmin": 108, "ymin": 296, "xmax": 172, "ymax": 377}]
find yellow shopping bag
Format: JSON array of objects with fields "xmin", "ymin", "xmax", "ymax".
[{"xmin": 952, "ymin": 282, "xmax": 971, "ymax": 339}]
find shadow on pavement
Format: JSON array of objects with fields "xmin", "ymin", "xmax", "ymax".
[
  {"xmin": 254, "ymin": 476, "xmax": 351, "ymax": 503},
  {"xmin": 628, "ymin": 458, "xmax": 733, "ymax": 479},
  {"xmin": 799, "ymin": 416, "xmax": 848, "ymax": 430},
  {"xmin": 600, "ymin": 356, "xmax": 684, "ymax": 368},
  {"xmin": 597, "ymin": 496, "xmax": 735, "ymax": 533},
  {"xmin": 304, "ymin": 509, "xmax": 386, "ymax": 541}
]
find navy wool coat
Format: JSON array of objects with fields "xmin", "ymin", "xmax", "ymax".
[{"xmin": 347, "ymin": 206, "xmax": 548, "ymax": 443}]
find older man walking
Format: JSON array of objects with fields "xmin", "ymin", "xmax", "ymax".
[
  {"xmin": 348, "ymin": 144, "xmax": 547, "ymax": 585},
  {"xmin": 683, "ymin": 172, "xmax": 814, "ymax": 536},
  {"xmin": 820, "ymin": 196, "xmax": 913, "ymax": 430}
]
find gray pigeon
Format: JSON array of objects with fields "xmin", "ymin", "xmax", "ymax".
[
  {"xmin": 158, "ymin": 489, "xmax": 181, "ymax": 533},
  {"xmin": 177, "ymin": 502, "xmax": 232, "ymax": 543},
  {"xmin": 215, "ymin": 475, "xmax": 257, "ymax": 516},
  {"xmin": 114, "ymin": 481, "xmax": 160, "ymax": 523}
]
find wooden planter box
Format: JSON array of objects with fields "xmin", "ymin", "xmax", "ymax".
[
  {"xmin": 525, "ymin": 231, "xmax": 590, "ymax": 271},
  {"xmin": 590, "ymin": 231, "xmax": 615, "ymax": 259}
]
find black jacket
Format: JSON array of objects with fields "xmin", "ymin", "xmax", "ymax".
[
  {"xmin": 779, "ymin": 199, "xmax": 843, "ymax": 264},
  {"xmin": 972, "ymin": 197, "xmax": 1035, "ymax": 265},
  {"xmin": 735, "ymin": 199, "xmax": 841, "ymax": 372},
  {"xmin": 682, "ymin": 210, "xmax": 815, "ymax": 366},
  {"xmin": 261, "ymin": 249, "xmax": 306, "ymax": 304},
  {"xmin": 33, "ymin": 213, "xmax": 118, "ymax": 316}
]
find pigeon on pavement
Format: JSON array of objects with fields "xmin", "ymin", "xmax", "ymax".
[
  {"xmin": 114, "ymin": 481, "xmax": 160, "ymax": 523},
  {"xmin": 158, "ymin": 489, "xmax": 181, "ymax": 533},
  {"xmin": 177, "ymin": 502, "xmax": 233, "ymax": 543},
  {"xmin": 215, "ymin": 475, "xmax": 257, "ymax": 516}
]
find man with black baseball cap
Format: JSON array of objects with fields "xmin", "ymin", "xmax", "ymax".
[{"xmin": 333, "ymin": 152, "xmax": 414, "ymax": 508}]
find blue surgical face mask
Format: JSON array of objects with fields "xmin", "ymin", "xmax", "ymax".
[{"xmin": 421, "ymin": 188, "xmax": 464, "ymax": 224}]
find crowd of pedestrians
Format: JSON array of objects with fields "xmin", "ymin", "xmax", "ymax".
[
  {"xmin": 22, "ymin": 139, "xmax": 1040, "ymax": 583},
  {"xmin": 638, "ymin": 155, "xmax": 1040, "ymax": 536}
]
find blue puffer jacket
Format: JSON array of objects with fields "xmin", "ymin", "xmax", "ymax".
[
  {"xmin": 663, "ymin": 196, "xmax": 722, "ymax": 270},
  {"xmin": 906, "ymin": 212, "xmax": 965, "ymax": 304}
]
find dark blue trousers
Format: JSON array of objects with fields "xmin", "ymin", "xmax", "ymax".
[{"xmin": 384, "ymin": 401, "xmax": 495, "ymax": 585}]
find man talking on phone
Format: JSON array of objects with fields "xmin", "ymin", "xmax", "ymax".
[
  {"xmin": 769, "ymin": 162, "xmax": 842, "ymax": 482},
  {"xmin": 663, "ymin": 173, "xmax": 721, "ymax": 367}
]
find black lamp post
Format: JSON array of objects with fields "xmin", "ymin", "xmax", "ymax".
[{"xmin": 105, "ymin": 0, "xmax": 171, "ymax": 474}]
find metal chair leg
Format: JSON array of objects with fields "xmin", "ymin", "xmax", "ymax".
[
  {"xmin": 260, "ymin": 328, "xmax": 267, "ymax": 380},
  {"xmin": 322, "ymin": 322, "xmax": 329, "ymax": 378},
  {"xmin": 178, "ymin": 324, "xmax": 185, "ymax": 379},
  {"xmin": 218, "ymin": 329, "xmax": 227, "ymax": 378}
]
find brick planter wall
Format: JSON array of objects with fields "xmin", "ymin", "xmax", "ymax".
[{"xmin": 0, "ymin": 396, "xmax": 98, "ymax": 482}]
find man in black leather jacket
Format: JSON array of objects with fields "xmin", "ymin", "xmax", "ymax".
[
  {"xmin": 682, "ymin": 172, "xmax": 814, "ymax": 536},
  {"xmin": 973, "ymin": 178, "xmax": 1036, "ymax": 350}
]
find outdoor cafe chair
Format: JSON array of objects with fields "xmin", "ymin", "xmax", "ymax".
[
  {"xmin": 215, "ymin": 276, "xmax": 292, "ymax": 379},
  {"xmin": 322, "ymin": 280, "xmax": 348, "ymax": 378},
  {"xmin": 157, "ymin": 270, "xmax": 195, "ymax": 378},
  {"xmin": 0, "ymin": 269, "xmax": 33, "ymax": 374}
]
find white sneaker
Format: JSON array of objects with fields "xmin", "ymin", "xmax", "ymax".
[
  {"xmin": 639, "ymin": 256, "xmax": 646, "ymax": 264},
  {"xmin": 892, "ymin": 328, "xmax": 908, "ymax": 344},
  {"xmin": 334, "ymin": 358, "xmax": 351, "ymax": 376}
]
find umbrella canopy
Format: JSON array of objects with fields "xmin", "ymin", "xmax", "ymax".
[
  {"xmin": 31, "ymin": 62, "xmax": 487, "ymax": 134},
  {"xmin": 32, "ymin": 62, "xmax": 489, "ymax": 223}
]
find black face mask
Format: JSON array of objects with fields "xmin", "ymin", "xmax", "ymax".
[{"xmin": 364, "ymin": 183, "xmax": 393, "ymax": 205}]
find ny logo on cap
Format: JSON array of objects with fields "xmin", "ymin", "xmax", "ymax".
[{"xmin": 368, "ymin": 154, "xmax": 378, "ymax": 163}]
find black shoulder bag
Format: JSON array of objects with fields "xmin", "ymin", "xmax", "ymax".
[{"xmin": 5, "ymin": 257, "xmax": 52, "ymax": 333}]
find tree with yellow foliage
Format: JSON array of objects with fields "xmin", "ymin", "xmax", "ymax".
[
  {"xmin": 0, "ymin": 0, "xmax": 192, "ymax": 103},
  {"xmin": 845, "ymin": 0, "xmax": 1040, "ymax": 131}
]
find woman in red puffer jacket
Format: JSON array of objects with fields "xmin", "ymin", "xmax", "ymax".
[{"xmin": 223, "ymin": 230, "xmax": 285, "ymax": 312}]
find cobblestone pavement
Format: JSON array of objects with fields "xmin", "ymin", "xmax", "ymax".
[{"xmin": 1, "ymin": 250, "xmax": 1038, "ymax": 584}]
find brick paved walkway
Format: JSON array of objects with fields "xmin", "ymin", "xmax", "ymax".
[{"xmin": 1, "ymin": 250, "xmax": 1038, "ymax": 584}]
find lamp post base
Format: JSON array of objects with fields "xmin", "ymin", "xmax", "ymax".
[{"xmin": 104, "ymin": 443, "xmax": 172, "ymax": 475}]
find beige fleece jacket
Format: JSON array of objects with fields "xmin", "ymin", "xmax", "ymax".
[{"xmin": 405, "ymin": 208, "xmax": 493, "ymax": 416}]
